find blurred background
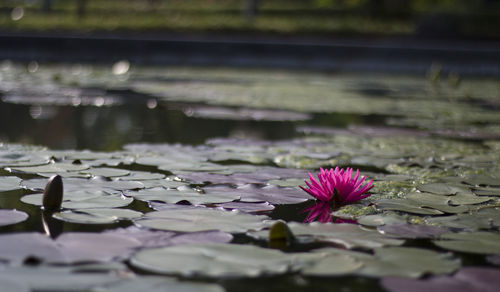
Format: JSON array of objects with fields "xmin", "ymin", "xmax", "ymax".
[{"xmin": 0, "ymin": 0, "xmax": 500, "ymax": 38}]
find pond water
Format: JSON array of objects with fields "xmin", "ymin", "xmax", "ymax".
[{"xmin": 0, "ymin": 61, "xmax": 499, "ymax": 291}]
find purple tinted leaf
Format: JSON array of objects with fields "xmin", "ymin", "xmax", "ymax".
[
  {"xmin": 56, "ymin": 232, "xmax": 141, "ymax": 263},
  {"xmin": 0, "ymin": 209, "xmax": 29, "ymax": 227},
  {"xmin": 0, "ymin": 233, "xmax": 66, "ymax": 264}
]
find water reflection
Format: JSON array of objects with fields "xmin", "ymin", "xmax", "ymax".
[
  {"xmin": 302, "ymin": 201, "xmax": 357, "ymax": 224},
  {"xmin": 0, "ymin": 101, "xmax": 297, "ymax": 151}
]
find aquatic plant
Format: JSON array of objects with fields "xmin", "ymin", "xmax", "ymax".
[{"xmin": 300, "ymin": 167, "xmax": 373, "ymax": 222}]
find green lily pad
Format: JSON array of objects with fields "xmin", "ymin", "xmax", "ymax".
[
  {"xmin": 359, "ymin": 247, "xmax": 459, "ymax": 278},
  {"xmin": 80, "ymin": 167, "xmax": 130, "ymax": 178},
  {"xmin": 118, "ymin": 171, "xmax": 166, "ymax": 181},
  {"xmin": 53, "ymin": 208, "xmax": 143, "ymax": 224},
  {"xmin": 375, "ymin": 199, "xmax": 444, "ymax": 215},
  {"xmin": 250, "ymin": 222, "xmax": 404, "ymax": 249},
  {"xmin": 129, "ymin": 187, "xmax": 238, "ymax": 205},
  {"xmin": 22, "ymin": 177, "xmax": 144, "ymax": 194},
  {"xmin": 21, "ymin": 190, "xmax": 133, "ymax": 209},
  {"xmin": 8, "ymin": 162, "xmax": 90, "ymax": 174},
  {"xmin": 0, "ymin": 209, "xmax": 29, "ymax": 226},
  {"xmin": 472, "ymin": 186, "xmax": 500, "ymax": 196},
  {"xmin": 299, "ymin": 253, "xmax": 363, "ymax": 276},
  {"xmin": 434, "ymin": 231, "xmax": 500, "ymax": 254},
  {"xmin": 310, "ymin": 246, "xmax": 460, "ymax": 278},
  {"xmin": 0, "ymin": 176, "xmax": 22, "ymax": 192},
  {"xmin": 463, "ymin": 175, "xmax": 500, "ymax": 187},
  {"xmin": 425, "ymin": 207, "xmax": 500, "ymax": 231},
  {"xmin": 357, "ymin": 214, "xmax": 407, "ymax": 227},
  {"xmin": 130, "ymin": 243, "xmax": 293, "ymax": 277},
  {"xmin": 417, "ymin": 183, "xmax": 472, "ymax": 195},
  {"xmin": 135, "ymin": 205, "xmax": 269, "ymax": 233}
]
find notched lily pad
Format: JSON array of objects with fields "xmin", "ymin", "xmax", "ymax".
[
  {"xmin": 53, "ymin": 208, "xmax": 143, "ymax": 224},
  {"xmin": 0, "ymin": 209, "xmax": 29, "ymax": 226},
  {"xmin": 22, "ymin": 190, "xmax": 133, "ymax": 209},
  {"xmin": 0, "ymin": 176, "xmax": 22, "ymax": 192},
  {"xmin": 129, "ymin": 187, "xmax": 239, "ymax": 205},
  {"xmin": 130, "ymin": 243, "xmax": 293, "ymax": 278},
  {"xmin": 135, "ymin": 205, "xmax": 269, "ymax": 233},
  {"xmin": 433, "ymin": 231, "xmax": 500, "ymax": 254}
]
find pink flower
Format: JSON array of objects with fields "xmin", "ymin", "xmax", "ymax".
[{"xmin": 300, "ymin": 167, "xmax": 373, "ymax": 207}]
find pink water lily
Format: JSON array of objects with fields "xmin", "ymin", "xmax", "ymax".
[{"xmin": 300, "ymin": 167, "xmax": 373, "ymax": 222}]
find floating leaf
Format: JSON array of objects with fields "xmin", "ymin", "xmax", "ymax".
[
  {"xmin": 216, "ymin": 201, "xmax": 275, "ymax": 213},
  {"xmin": 22, "ymin": 177, "xmax": 144, "ymax": 193},
  {"xmin": 8, "ymin": 162, "xmax": 90, "ymax": 174},
  {"xmin": 250, "ymin": 222, "xmax": 404, "ymax": 249},
  {"xmin": 0, "ymin": 176, "xmax": 22, "ymax": 192},
  {"xmin": 434, "ymin": 231, "xmax": 500, "ymax": 254},
  {"xmin": 130, "ymin": 243, "xmax": 293, "ymax": 277},
  {"xmin": 118, "ymin": 171, "xmax": 166, "ymax": 181},
  {"xmin": 0, "ymin": 209, "xmax": 29, "ymax": 227},
  {"xmin": 0, "ymin": 232, "xmax": 141, "ymax": 264},
  {"xmin": 129, "ymin": 187, "xmax": 238, "ymax": 205},
  {"xmin": 357, "ymin": 214, "xmax": 407, "ymax": 227},
  {"xmin": 0, "ymin": 266, "xmax": 125, "ymax": 292},
  {"xmin": 106, "ymin": 226, "xmax": 233, "ymax": 248},
  {"xmin": 135, "ymin": 205, "xmax": 269, "ymax": 233},
  {"xmin": 377, "ymin": 224, "xmax": 448, "ymax": 239},
  {"xmin": 53, "ymin": 208, "xmax": 143, "ymax": 224},
  {"xmin": 381, "ymin": 267, "xmax": 500, "ymax": 292},
  {"xmin": 375, "ymin": 199, "xmax": 444, "ymax": 215},
  {"xmin": 203, "ymin": 184, "xmax": 309, "ymax": 204},
  {"xmin": 417, "ymin": 183, "xmax": 471, "ymax": 195},
  {"xmin": 22, "ymin": 190, "xmax": 133, "ymax": 209},
  {"xmin": 300, "ymin": 254, "xmax": 363, "ymax": 276},
  {"xmin": 80, "ymin": 167, "xmax": 130, "ymax": 178}
]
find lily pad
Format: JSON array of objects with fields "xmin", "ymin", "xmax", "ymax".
[
  {"xmin": 433, "ymin": 231, "xmax": 500, "ymax": 254},
  {"xmin": 0, "ymin": 209, "xmax": 29, "ymax": 227},
  {"xmin": 135, "ymin": 206, "xmax": 268, "ymax": 233},
  {"xmin": 22, "ymin": 190, "xmax": 133, "ymax": 209},
  {"xmin": 381, "ymin": 267, "xmax": 500, "ymax": 292},
  {"xmin": 118, "ymin": 171, "xmax": 166, "ymax": 181},
  {"xmin": 203, "ymin": 184, "xmax": 309, "ymax": 204},
  {"xmin": 80, "ymin": 167, "xmax": 130, "ymax": 178},
  {"xmin": 377, "ymin": 224, "xmax": 449, "ymax": 239},
  {"xmin": 135, "ymin": 205, "xmax": 269, "ymax": 233},
  {"xmin": 53, "ymin": 208, "xmax": 143, "ymax": 224},
  {"xmin": 375, "ymin": 199, "xmax": 444, "ymax": 215},
  {"xmin": 0, "ymin": 232, "xmax": 141, "ymax": 264},
  {"xmin": 106, "ymin": 226, "xmax": 233, "ymax": 248},
  {"xmin": 357, "ymin": 214, "xmax": 407, "ymax": 227},
  {"xmin": 299, "ymin": 253, "xmax": 363, "ymax": 276},
  {"xmin": 216, "ymin": 201, "xmax": 275, "ymax": 213},
  {"xmin": 22, "ymin": 177, "xmax": 144, "ymax": 194},
  {"xmin": 129, "ymin": 187, "xmax": 238, "ymax": 205},
  {"xmin": 250, "ymin": 222, "xmax": 404, "ymax": 249},
  {"xmin": 0, "ymin": 176, "xmax": 22, "ymax": 192},
  {"xmin": 0, "ymin": 266, "xmax": 125, "ymax": 292},
  {"xmin": 8, "ymin": 162, "xmax": 90, "ymax": 174},
  {"xmin": 417, "ymin": 183, "xmax": 471, "ymax": 195},
  {"xmin": 130, "ymin": 243, "xmax": 293, "ymax": 277}
]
